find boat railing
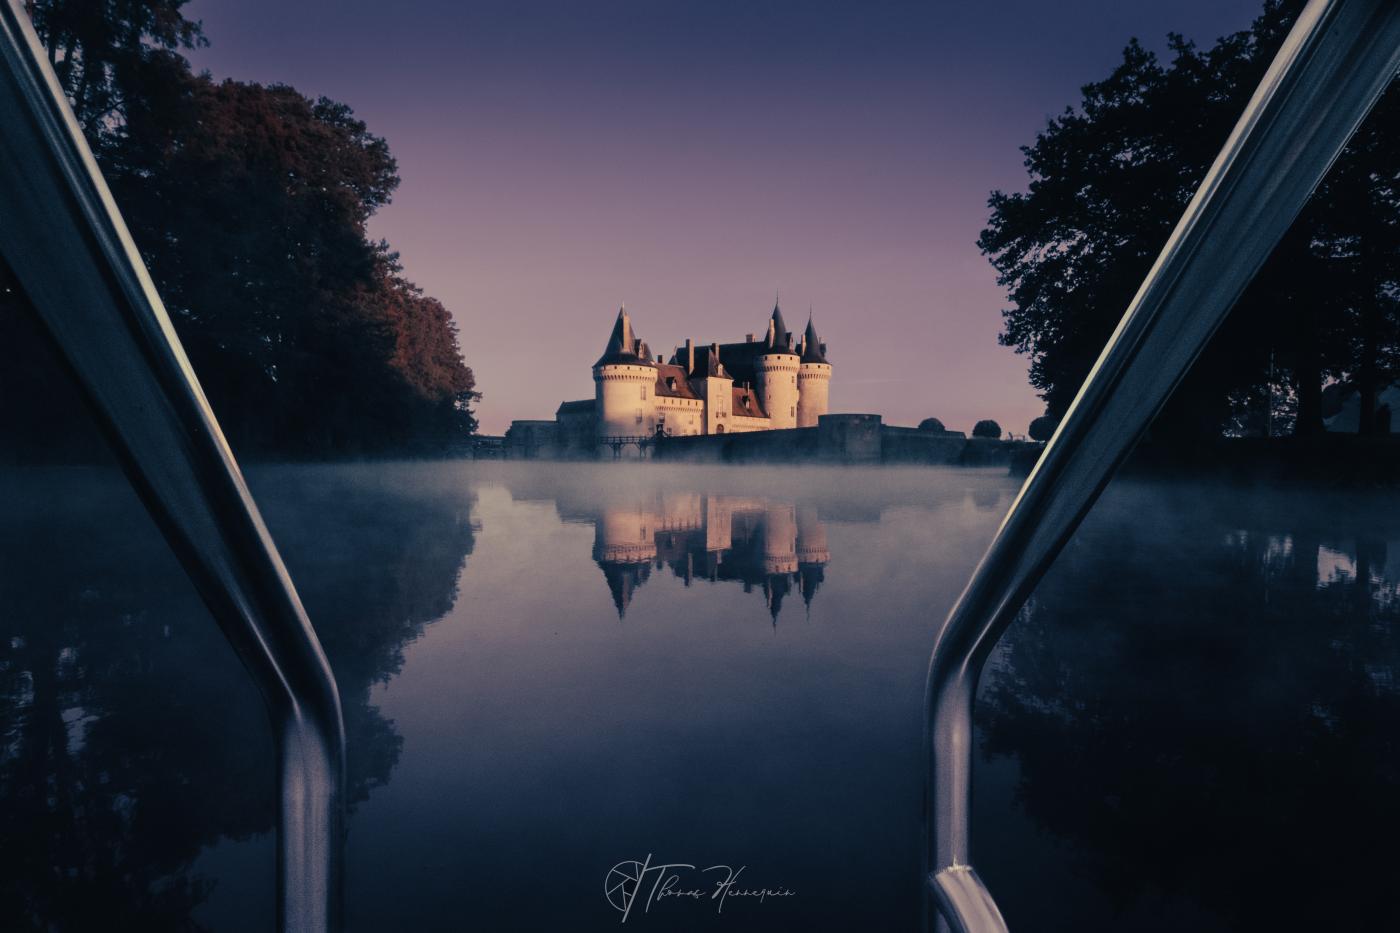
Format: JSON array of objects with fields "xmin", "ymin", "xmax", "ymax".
[
  {"xmin": 924, "ymin": 2, "xmax": 1400, "ymax": 931},
  {"xmin": 0, "ymin": 3, "xmax": 345, "ymax": 930},
  {"xmin": 3, "ymin": 1, "xmax": 1400, "ymax": 931}
]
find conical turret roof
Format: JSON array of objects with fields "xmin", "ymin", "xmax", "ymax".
[
  {"xmin": 800, "ymin": 314, "xmax": 828, "ymax": 364},
  {"xmin": 766, "ymin": 301, "xmax": 797, "ymax": 355},
  {"xmin": 594, "ymin": 307, "xmax": 657, "ymax": 367}
]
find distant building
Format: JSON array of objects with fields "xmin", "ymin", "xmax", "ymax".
[{"xmin": 508, "ymin": 302, "xmax": 832, "ymax": 457}]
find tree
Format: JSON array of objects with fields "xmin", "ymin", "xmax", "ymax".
[
  {"xmin": 0, "ymin": 468, "xmax": 478, "ymax": 924},
  {"xmin": 1028, "ymin": 415, "xmax": 1058, "ymax": 442},
  {"xmin": 23, "ymin": 0, "xmax": 206, "ymax": 140},
  {"xmin": 979, "ymin": 0, "xmax": 1400, "ymax": 439},
  {"xmin": 977, "ymin": 486, "xmax": 1400, "ymax": 930},
  {"xmin": 972, "ymin": 419, "xmax": 1002, "ymax": 439},
  {"xmin": 6, "ymin": 0, "xmax": 478, "ymax": 458},
  {"xmin": 918, "ymin": 417, "xmax": 947, "ymax": 432}
]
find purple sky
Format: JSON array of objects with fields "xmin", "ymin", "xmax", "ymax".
[{"xmin": 188, "ymin": 0, "xmax": 1264, "ymax": 435}]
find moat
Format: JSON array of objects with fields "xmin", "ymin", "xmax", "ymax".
[{"xmin": 2, "ymin": 462, "xmax": 1398, "ymax": 931}]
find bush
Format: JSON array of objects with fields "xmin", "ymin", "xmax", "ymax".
[
  {"xmin": 918, "ymin": 417, "xmax": 946, "ymax": 433},
  {"xmin": 972, "ymin": 419, "xmax": 1002, "ymax": 439},
  {"xmin": 1028, "ymin": 415, "xmax": 1058, "ymax": 442}
]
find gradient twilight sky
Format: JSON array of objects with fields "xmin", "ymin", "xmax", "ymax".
[{"xmin": 187, "ymin": 0, "xmax": 1264, "ymax": 435}]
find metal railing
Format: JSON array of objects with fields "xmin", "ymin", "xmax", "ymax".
[
  {"xmin": 0, "ymin": 3, "xmax": 345, "ymax": 931},
  {"xmin": 923, "ymin": 2, "xmax": 1400, "ymax": 931},
  {"xmin": 4, "ymin": 0, "xmax": 1400, "ymax": 931}
]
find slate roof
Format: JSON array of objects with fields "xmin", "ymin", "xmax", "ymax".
[
  {"xmin": 690, "ymin": 345, "xmax": 730, "ymax": 380},
  {"xmin": 714, "ymin": 341, "xmax": 763, "ymax": 386},
  {"xmin": 800, "ymin": 315, "xmax": 828, "ymax": 364},
  {"xmin": 557, "ymin": 399, "xmax": 595, "ymax": 416},
  {"xmin": 731, "ymin": 386, "xmax": 768, "ymax": 419},
  {"xmin": 768, "ymin": 302, "xmax": 795, "ymax": 351},
  {"xmin": 594, "ymin": 308, "xmax": 657, "ymax": 368},
  {"xmin": 654, "ymin": 363, "xmax": 700, "ymax": 399}
]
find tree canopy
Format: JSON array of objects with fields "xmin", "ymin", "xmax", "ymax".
[
  {"xmin": 1028, "ymin": 415, "xmax": 1057, "ymax": 442},
  {"xmin": 4, "ymin": 0, "xmax": 477, "ymax": 459},
  {"xmin": 980, "ymin": 0, "xmax": 1400, "ymax": 438}
]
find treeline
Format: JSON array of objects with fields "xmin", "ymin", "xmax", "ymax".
[
  {"xmin": 981, "ymin": 0, "xmax": 1399, "ymax": 440},
  {"xmin": 1, "ymin": 0, "xmax": 477, "ymax": 460}
]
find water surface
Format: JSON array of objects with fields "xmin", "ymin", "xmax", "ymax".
[{"xmin": 2, "ymin": 462, "xmax": 1397, "ymax": 931}]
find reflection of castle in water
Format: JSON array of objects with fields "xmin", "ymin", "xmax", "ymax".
[{"xmin": 591, "ymin": 494, "xmax": 830, "ymax": 620}]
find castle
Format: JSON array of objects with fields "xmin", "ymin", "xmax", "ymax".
[
  {"xmin": 589, "ymin": 493, "xmax": 830, "ymax": 620},
  {"xmin": 513, "ymin": 302, "xmax": 832, "ymax": 456}
]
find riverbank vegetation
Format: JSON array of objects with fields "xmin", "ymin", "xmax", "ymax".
[
  {"xmin": 0, "ymin": 0, "xmax": 478, "ymax": 461},
  {"xmin": 982, "ymin": 0, "xmax": 1399, "ymax": 442}
]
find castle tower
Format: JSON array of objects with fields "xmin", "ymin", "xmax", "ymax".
[
  {"xmin": 695, "ymin": 344, "xmax": 733, "ymax": 435},
  {"xmin": 754, "ymin": 301, "xmax": 800, "ymax": 430},
  {"xmin": 794, "ymin": 504, "xmax": 830, "ymax": 566},
  {"xmin": 593, "ymin": 504, "xmax": 658, "ymax": 565},
  {"xmin": 796, "ymin": 313, "xmax": 831, "ymax": 428},
  {"xmin": 761, "ymin": 502, "xmax": 799, "ymax": 575},
  {"xmin": 593, "ymin": 307, "xmax": 658, "ymax": 446}
]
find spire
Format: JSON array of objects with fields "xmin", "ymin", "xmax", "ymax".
[
  {"xmin": 800, "ymin": 312, "xmax": 827, "ymax": 363},
  {"xmin": 600, "ymin": 561, "xmax": 649, "ymax": 618},
  {"xmin": 768, "ymin": 299, "xmax": 795, "ymax": 353},
  {"xmin": 594, "ymin": 306, "xmax": 656, "ymax": 368}
]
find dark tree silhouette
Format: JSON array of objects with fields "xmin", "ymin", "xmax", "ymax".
[
  {"xmin": 0, "ymin": 466, "xmax": 477, "ymax": 928},
  {"xmin": 978, "ymin": 484, "xmax": 1400, "ymax": 931},
  {"xmin": 980, "ymin": 0, "xmax": 1400, "ymax": 438},
  {"xmin": 1028, "ymin": 414, "xmax": 1057, "ymax": 442},
  {"xmin": 972, "ymin": 419, "xmax": 1002, "ymax": 439},
  {"xmin": 918, "ymin": 417, "xmax": 947, "ymax": 432},
  {"xmin": 5, "ymin": 0, "xmax": 478, "ymax": 459}
]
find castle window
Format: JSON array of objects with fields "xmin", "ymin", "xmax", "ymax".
[
  {"xmin": 635, "ymin": 409, "xmax": 643, "ymax": 424},
  {"xmin": 640, "ymin": 385, "xmax": 647, "ymax": 400},
  {"xmin": 790, "ymin": 406, "xmax": 795, "ymax": 417}
]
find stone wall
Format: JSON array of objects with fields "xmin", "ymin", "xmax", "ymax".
[
  {"xmin": 880, "ymin": 425, "xmax": 968, "ymax": 464},
  {"xmin": 652, "ymin": 414, "xmax": 1039, "ymax": 465}
]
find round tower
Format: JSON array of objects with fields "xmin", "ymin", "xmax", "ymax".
[
  {"xmin": 761, "ymin": 503, "xmax": 799, "ymax": 575},
  {"xmin": 593, "ymin": 307, "xmax": 659, "ymax": 448},
  {"xmin": 754, "ymin": 302, "xmax": 800, "ymax": 430},
  {"xmin": 794, "ymin": 504, "xmax": 830, "ymax": 566},
  {"xmin": 796, "ymin": 313, "xmax": 831, "ymax": 428}
]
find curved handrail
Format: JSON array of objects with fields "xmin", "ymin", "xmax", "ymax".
[
  {"xmin": 0, "ymin": 4, "xmax": 346, "ymax": 931},
  {"xmin": 923, "ymin": 2, "xmax": 1400, "ymax": 931}
]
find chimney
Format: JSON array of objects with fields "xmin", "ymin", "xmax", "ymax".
[
  {"xmin": 685, "ymin": 338, "xmax": 694, "ymax": 372},
  {"xmin": 746, "ymin": 333, "xmax": 755, "ymax": 343}
]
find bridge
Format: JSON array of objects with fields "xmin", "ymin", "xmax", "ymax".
[{"xmin": 599, "ymin": 435, "xmax": 656, "ymax": 459}]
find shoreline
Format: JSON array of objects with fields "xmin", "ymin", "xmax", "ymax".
[{"xmin": 1013, "ymin": 435, "xmax": 1400, "ymax": 488}]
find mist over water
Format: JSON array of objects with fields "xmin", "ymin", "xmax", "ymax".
[{"xmin": 1, "ymin": 462, "xmax": 1398, "ymax": 931}]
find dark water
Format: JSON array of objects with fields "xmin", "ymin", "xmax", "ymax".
[{"xmin": 1, "ymin": 462, "xmax": 1398, "ymax": 931}]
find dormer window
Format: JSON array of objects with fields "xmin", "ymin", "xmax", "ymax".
[{"xmin": 666, "ymin": 377, "xmax": 676, "ymax": 391}]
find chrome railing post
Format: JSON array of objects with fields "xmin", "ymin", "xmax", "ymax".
[
  {"xmin": 923, "ymin": 2, "xmax": 1400, "ymax": 930},
  {"xmin": 0, "ymin": 3, "xmax": 346, "ymax": 930}
]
